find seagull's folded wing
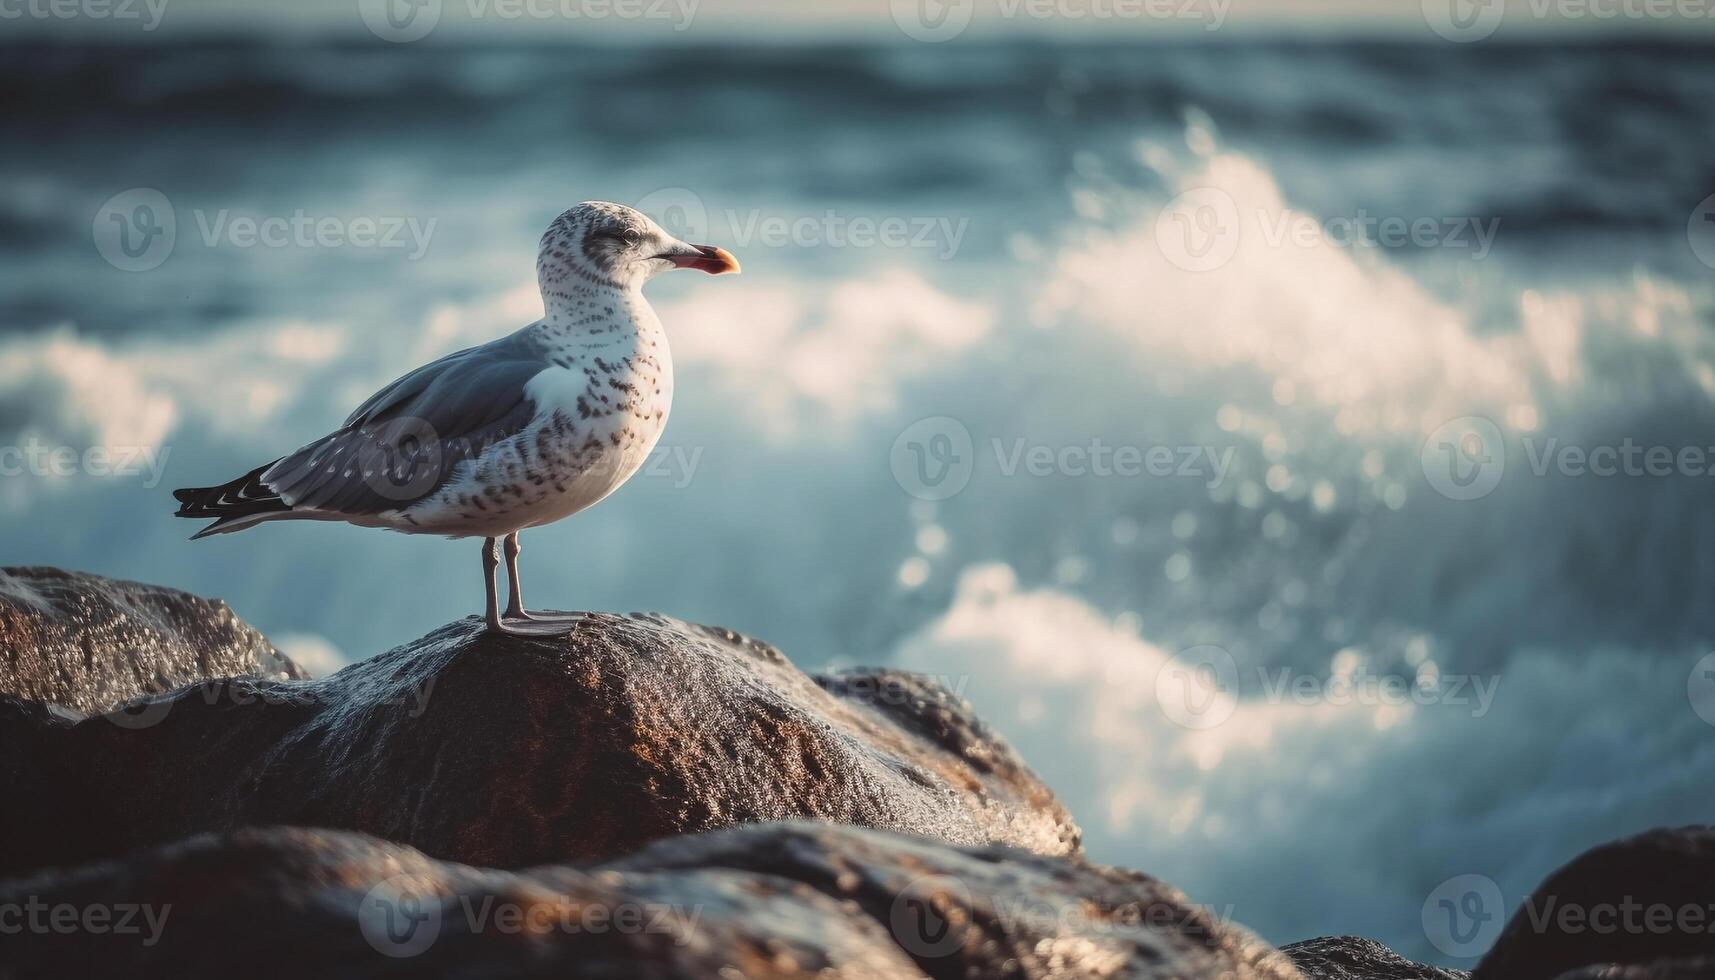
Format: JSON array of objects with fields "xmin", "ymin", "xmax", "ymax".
[{"xmin": 262, "ymin": 333, "xmax": 547, "ymax": 517}]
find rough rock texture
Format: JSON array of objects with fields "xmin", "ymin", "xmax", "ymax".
[
  {"xmin": 1284, "ymin": 936, "xmax": 1469, "ymax": 979},
  {"xmin": 1, "ymin": 612, "xmax": 1079, "ymax": 877},
  {"xmin": 0, "ymin": 822, "xmax": 1301, "ymax": 980},
  {"xmin": 1475, "ymin": 827, "xmax": 1715, "ymax": 980},
  {"xmin": 10, "ymin": 570, "xmax": 1711, "ymax": 980},
  {"xmin": 0, "ymin": 566, "xmax": 303, "ymax": 714}
]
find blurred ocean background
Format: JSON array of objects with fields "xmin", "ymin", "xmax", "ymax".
[{"xmin": 2, "ymin": 24, "xmax": 1713, "ymax": 964}]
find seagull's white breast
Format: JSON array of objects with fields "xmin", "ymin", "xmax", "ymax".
[{"xmin": 398, "ymin": 304, "xmax": 674, "ymax": 538}]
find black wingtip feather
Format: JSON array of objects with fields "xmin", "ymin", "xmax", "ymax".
[{"xmin": 173, "ymin": 460, "xmax": 289, "ymax": 527}]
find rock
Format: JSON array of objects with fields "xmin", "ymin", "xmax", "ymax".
[
  {"xmin": 1551, "ymin": 961, "xmax": 1715, "ymax": 980},
  {"xmin": 1474, "ymin": 827, "xmax": 1715, "ymax": 980},
  {"xmin": 0, "ymin": 821, "xmax": 1301, "ymax": 980},
  {"xmin": 2, "ymin": 612, "xmax": 1079, "ymax": 878},
  {"xmin": 0, "ymin": 566, "xmax": 304, "ymax": 715},
  {"xmin": 1284, "ymin": 936, "xmax": 1469, "ymax": 979},
  {"xmin": 0, "ymin": 694, "xmax": 79, "ymax": 840}
]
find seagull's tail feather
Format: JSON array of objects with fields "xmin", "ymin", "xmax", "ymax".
[{"xmin": 174, "ymin": 460, "xmax": 292, "ymax": 539}]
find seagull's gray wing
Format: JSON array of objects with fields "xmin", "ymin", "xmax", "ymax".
[{"xmin": 262, "ymin": 328, "xmax": 549, "ymax": 517}]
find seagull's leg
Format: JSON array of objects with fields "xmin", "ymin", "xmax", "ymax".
[
  {"xmin": 482, "ymin": 536, "xmax": 508, "ymax": 633},
  {"xmin": 501, "ymin": 530, "xmax": 580, "ymax": 625},
  {"xmin": 502, "ymin": 531, "xmax": 535, "ymax": 621}
]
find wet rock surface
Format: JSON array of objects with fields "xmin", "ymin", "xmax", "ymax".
[
  {"xmin": 0, "ymin": 566, "xmax": 303, "ymax": 715},
  {"xmin": 0, "ymin": 821, "xmax": 1300, "ymax": 980},
  {"xmin": 1283, "ymin": 936, "xmax": 1469, "ymax": 980},
  {"xmin": 6, "ymin": 571, "xmax": 1713, "ymax": 980},
  {"xmin": 2, "ymin": 611, "xmax": 1079, "ymax": 877},
  {"xmin": 1474, "ymin": 827, "xmax": 1715, "ymax": 980}
]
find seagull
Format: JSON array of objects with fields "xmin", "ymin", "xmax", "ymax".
[{"xmin": 173, "ymin": 201, "xmax": 739, "ymax": 634}]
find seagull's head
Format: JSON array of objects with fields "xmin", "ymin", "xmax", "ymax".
[{"xmin": 538, "ymin": 201, "xmax": 740, "ymax": 293}]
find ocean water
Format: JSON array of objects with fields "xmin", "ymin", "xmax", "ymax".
[{"xmin": 2, "ymin": 38, "xmax": 1713, "ymax": 964}]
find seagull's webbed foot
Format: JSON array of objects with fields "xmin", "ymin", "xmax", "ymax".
[
  {"xmin": 503, "ymin": 608, "xmax": 585, "ymax": 624},
  {"xmin": 485, "ymin": 616, "xmax": 581, "ymax": 637}
]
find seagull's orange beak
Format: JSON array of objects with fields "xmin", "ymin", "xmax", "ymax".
[{"xmin": 663, "ymin": 244, "xmax": 741, "ymax": 275}]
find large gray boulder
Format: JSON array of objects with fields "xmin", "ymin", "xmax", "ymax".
[
  {"xmin": 2, "ymin": 609, "xmax": 1079, "ymax": 876},
  {"xmin": 0, "ymin": 821, "xmax": 1301, "ymax": 980},
  {"xmin": 0, "ymin": 566, "xmax": 304, "ymax": 714},
  {"xmin": 1474, "ymin": 826, "xmax": 1715, "ymax": 980}
]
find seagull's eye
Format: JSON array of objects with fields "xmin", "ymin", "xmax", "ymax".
[{"xmin": 592, "ymin": 229, "xmax": 641, "ymax": 250}]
